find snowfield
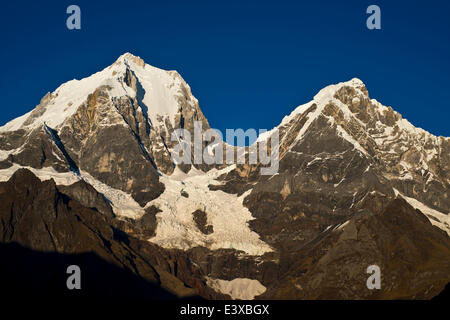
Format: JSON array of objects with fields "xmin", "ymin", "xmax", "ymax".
[
  {"xmin": 205, "ymin": 277, "xmax": 267, "ymax": 300},
  {"xmin": 0, "ymin": 162, "xmax": 274, "ymax": 255},
  {"xmin": 147, "ymin": 165, "xmax": 273, "ymax": 256}
]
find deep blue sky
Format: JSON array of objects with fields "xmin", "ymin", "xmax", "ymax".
[{"xmin": 1, "ymin": 0, "xmax": 449, "ymax": 138}]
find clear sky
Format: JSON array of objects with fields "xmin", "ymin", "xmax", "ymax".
[{"xmin": 1, "ymin": 0, "xmax": 449, "ymax": 138}]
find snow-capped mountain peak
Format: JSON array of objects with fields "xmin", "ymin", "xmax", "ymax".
[
  {"xmin": 0, "ymin": 53, "xmax": 211, "ymax": 209},
  {"xmin": 115, "ymin": 52, "xmax": 146, "ymax": 66},
  {"xmin": 254, "ymin": 77, "xmax": 450, "ymax": 217},
  {"xmin": 0, "ymin": 52, "xmax": 199, "ymax": 133}
]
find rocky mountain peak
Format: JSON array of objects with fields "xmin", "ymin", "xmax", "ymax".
[
  {"xmin": 314, "ymin": 77, "xmax": 367, "ymax": 101},
  {"xmin": 0, "ymin": 53, "xmax": 215, "ymax": 209},
  {"xmin": 115, "ymin": 52, "xmax": 146, "ymax": 68},
  {"xmin": 0, "ymin": 52, "xmax": 197, "ymax": 133},
  {"xmin": 248, "ymin": 77, "xmax": 450, "ymax": 218}
]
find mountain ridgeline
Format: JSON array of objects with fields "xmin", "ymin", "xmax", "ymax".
[{"xmin": 0, "ymin": 53, "xmax": 449, "ymax": 300}]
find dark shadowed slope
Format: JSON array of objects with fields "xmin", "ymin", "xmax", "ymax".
[{"xmin": 0, "ymin": 168, "xmax": 202, "ymax": 300}]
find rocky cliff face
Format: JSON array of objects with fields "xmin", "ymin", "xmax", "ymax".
[{"xmin": 0, "ymin": 54, "xmax": 449, "ymax": 300}]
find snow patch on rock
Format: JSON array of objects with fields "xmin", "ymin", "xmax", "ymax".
[
  {"xmin": 0, "ymin": 165, "xmax": 144, "ymax": 218},
  {"xmin": 394, "ymin": 189, "xmax": 450, "ymax": 236},
  {"xmin": 205, "ymin": 277, "xmax": 266, "ymax": 300}
]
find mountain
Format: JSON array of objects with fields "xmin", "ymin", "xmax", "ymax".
[
  {"xmin": 0, "ymin": 169, "xmax": 176, "ymax": 299},
  {"xmin": 0, "ymin": 53, "xmax": 210, "ymax": 207},
  {"xmin": 0, "ymin": 53, "xmax": 449, "ymax": 300}
]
